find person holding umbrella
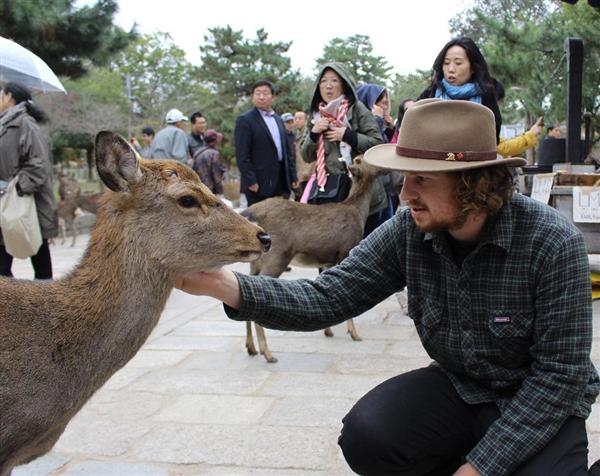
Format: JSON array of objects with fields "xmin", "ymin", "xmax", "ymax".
[{"xmin": 0, "ymin": 82, "xmax": 58, "ymax": 279}]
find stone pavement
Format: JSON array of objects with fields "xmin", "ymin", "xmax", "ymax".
[{"xmin": 10, "ymin": 235, "xmax": 600, "ymax": 476}]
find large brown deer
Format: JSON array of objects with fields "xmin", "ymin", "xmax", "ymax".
[
  {"xmin": 241, "ymin": 157, "xmax": 384, "ymax": 363},
  {"xmin": 0, "ymin": 132, "xmax": 270, "ymax": 476}
]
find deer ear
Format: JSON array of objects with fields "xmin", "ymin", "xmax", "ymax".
[{"xmin": 95, "ymin": 131, "xmax": 142, "ymax": 192}]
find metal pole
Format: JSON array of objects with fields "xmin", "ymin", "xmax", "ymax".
[{"xmin": 565, "ymin": 37, "xmax": 584, "ymax": 164}]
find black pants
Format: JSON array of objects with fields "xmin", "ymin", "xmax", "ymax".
[
  {"xmin": 0, "ymin": 239, "xmax": 53, "ymax": 279},
  {"xmin": 245, "ymin": 162, "xmax": 289, "ymax": 207},
  {"xmin": 338, "ymin": 366, "xmax": 592, "ymax": 475}
]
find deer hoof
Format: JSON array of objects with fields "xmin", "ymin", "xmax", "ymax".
[
  {"xmin": 246, "ymin": 345, "xmax": 258, "ymax": 356},
  {"xmin": 264, "ymin": 354, "xmax": 278, "ymax": 363},
  {"xmin": 324, "ymin": 328, "xmax": 334, "ymax": 337},
  {"xmin": 348, "ymin": 331, "xmax": 362, "ymax": 342}
]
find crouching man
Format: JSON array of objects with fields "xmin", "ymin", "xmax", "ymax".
[{"xmin": 177, "ymin": 99, "xmax": 600, "ymax": 476}]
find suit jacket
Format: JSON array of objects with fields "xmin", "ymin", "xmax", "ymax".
[{"xmin": 234, "ymin": 107, "xmax": 297, "ymax": 197}]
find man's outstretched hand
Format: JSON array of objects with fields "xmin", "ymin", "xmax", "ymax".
[{"xmin": 175, "ymin": 268, "xmax": 241, "ymax": 310}]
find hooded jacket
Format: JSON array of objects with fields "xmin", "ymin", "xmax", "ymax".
[
  {"xmin": 356, "ymin": 83, "xmax": 394, "ymax": 143},
  {"xmin": 300, "ymin": 63, "xmax": 386, "ymax": 214},
  {"xmin": 0, "ymin": 103, "xmax": 58, "ymax": 242}
]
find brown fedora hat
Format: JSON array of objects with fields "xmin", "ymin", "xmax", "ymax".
[{"xmin": 364, "ymin": 99, "xmax": 526, "ymax": 172}]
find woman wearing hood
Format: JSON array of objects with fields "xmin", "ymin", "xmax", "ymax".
[
  {"xmin": 0, "ymin": 82, "xmax": 58, "ymax": 279},
  {"xmin": 299, "ymin": 63, "xmax": 387, "ymax": 235},
  {"xmin": 356, "ymin": 84, "xmax": 402, "ymax": 223},
  {"xmin": 356, "ymin": 84, "xmax": 394, "ymax": 143}
]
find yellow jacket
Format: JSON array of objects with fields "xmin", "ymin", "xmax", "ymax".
[{"xmin": 497, "ymin": 131, "xmax": 539, "ymax": 158}]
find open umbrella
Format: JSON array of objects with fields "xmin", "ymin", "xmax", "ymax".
[{"xmin": 0, "ymin": 36, "xmax": 66, "ymax": 94}]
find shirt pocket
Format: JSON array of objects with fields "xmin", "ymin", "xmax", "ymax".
[{"xmin": 486, "ymin": 310, "xmax": 533, "ymax": 367}]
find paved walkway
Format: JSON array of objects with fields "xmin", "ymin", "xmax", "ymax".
[{"xmin": 10, "ymin": 235, "xmax": 600, "ymax": 475}]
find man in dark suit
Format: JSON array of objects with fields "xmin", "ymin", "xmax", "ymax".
[{"xmin": 234, "ymin": 80, "xmax": 298, "ymax": 206}]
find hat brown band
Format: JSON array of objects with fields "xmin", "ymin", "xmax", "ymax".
[{"xmin": 396, "ymin": 146, "xmax": 497, "ymax": 162}]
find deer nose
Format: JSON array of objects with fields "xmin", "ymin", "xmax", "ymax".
[{"xmin": 257, "ymin": 232, "xmax": 271, "ymax": 252}]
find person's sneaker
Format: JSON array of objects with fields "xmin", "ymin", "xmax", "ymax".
[{"xmin": 590, "ymin": 459, "xmax": 600, "ymax": 475}]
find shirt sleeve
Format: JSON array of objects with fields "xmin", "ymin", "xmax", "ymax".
[
  {"xmin": 353, "ymin": 102, "xmax": 384, "ymax": 152},
  {"xmin": 467, "ymin": 231, "xmax": 593, "ymax": 475},
  {"xmin": 211, "ymin": 152, "xmax": 224, "ymax": 195},
  {"xmin": 497, "ymin": 131, "xmax": 539, "ymax": 158},
  {"xmin": 224, "ymin": 216, "xmax": 407, "ymax": 330},
  {"xmin": 234, "ymin": 116, "xmax": 258, "ymax": 186},
  {"xmin": 173, "ymin": 130, "xmax": 190, "ymax": 162},
  {"xmin": 300, "ymin": 128, "xmax": 318, "ymax": 164}
]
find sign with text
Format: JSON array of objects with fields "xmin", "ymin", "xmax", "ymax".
[
  {"xmin": 572, "ymin": 186, "xmax": 600, "ymax": 223},
  {"xmin": 530, "ymin": 173, "xmax": 555, "ymax": 204}
]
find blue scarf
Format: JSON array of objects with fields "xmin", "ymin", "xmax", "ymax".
[{"xmin": 435, "ymin": 79, "xmax": 482, "ymax": 104}]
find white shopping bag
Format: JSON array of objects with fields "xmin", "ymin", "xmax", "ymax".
[{"xmin": 0, "ymin": 176, "xmax": 42, "ymax": 259}]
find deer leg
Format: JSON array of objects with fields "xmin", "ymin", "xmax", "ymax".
[
  {"xmin": 254, "ymin": 323, "xmax": 277, "ymax": 363},
  {"xmin": 69, "ymin": 218, "xmax": 77, "ymax": 247},
  {"xmin": 245, "ymin": 321, "xmax": 258, "ymax": 356},
  {"xmin": 59, "ymin": 218, "xmax": 66, "ymax": 245},
  {"xmin": 63, "ymin": 216, "xmax": 77, "ymax": 247},
  {"xmin": 346, "ymin": 318, "xmax": 361, "ymax": 341}
]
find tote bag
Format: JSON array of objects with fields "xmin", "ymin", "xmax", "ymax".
[{"xmin": 0, "ymin": 176, "xmax": 42, "ymax": 259}]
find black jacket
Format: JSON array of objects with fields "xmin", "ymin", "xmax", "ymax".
[{"xmin": 234, "ymin": 107, "xmax": 297, "ymax": 197}]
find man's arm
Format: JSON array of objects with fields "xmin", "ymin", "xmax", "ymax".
[
  {"xmin": 234, "ymin": 115, "xmax": 258, "ymax": 190},
  {"xmin": 177, "ymin": 216, "xmax": 407, "ymax": 332},
  {"xmin": 285, "ymin": 133, "xmax": 298, "ymax": 184},
  {"xmin": 497, "ymin": 118, "xmax": 543, "ymax": 158},
  {"xmin": 172, "ymin": 130, "xmax": 190, "ymax": 162},
  {"xmin": 467, "ymin": 232, "xmax": 594, "ymax": 475}
]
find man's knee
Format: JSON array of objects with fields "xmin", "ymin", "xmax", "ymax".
[{"xmin": 338, "ymin": 406, "xmax": 416, "ymax": 475}]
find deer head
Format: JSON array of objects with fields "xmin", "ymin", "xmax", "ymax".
[{"xmin": 94, "ymin": 131, "xmax": 269, "ymax": 276}]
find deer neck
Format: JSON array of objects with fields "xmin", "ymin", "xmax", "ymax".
[
  {"xmin": 343, "ymin": 174, "xmax": 377, "ymax": 223},
  {"xmin": 58, "ymin": 211, "xmax": 174, "ymax": 368}
]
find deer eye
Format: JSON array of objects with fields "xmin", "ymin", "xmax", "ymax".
[{"xmin": 177, "ymin": 195, "xmax": 198, "ymax": 208}]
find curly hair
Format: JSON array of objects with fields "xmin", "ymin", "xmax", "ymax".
[{"xmin": 452, "ymin": 165, "xmax": 516, "ymax": 223}]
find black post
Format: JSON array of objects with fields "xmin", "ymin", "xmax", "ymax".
[{"xmin": 565, "ymin": 37, "xmax": 584, "ymax": 164}]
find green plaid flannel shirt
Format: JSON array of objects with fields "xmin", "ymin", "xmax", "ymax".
[{"xmin": 227, "ymin": 193, "xmax": 599, "ymax": 476}]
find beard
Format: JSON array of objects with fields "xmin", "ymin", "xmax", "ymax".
[{"xmin": 408, "ymin": 201, "xmax": 467, "ymax": 233}]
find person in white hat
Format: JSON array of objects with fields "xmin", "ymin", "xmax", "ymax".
[
  {"xmin": 148, "ymin": 108, "xmax": 189, "ymax": 162},
  {"xmin": 176, "ymin": 99, "xmax": 600, "ymax": 476}
]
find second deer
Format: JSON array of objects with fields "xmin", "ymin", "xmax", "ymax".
[{"xmin": 241, "ymin": 157, "xmax": 384, "ymax": 363}]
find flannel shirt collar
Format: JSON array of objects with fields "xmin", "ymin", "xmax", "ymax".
[{"xmin": 423, "ymin": 196, "xmax": 515, "ymax": 256}]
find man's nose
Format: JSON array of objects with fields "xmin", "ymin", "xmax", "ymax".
[{"xmin": 399, "ymin": 179, "xmax": 414, "ymax": 202}]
